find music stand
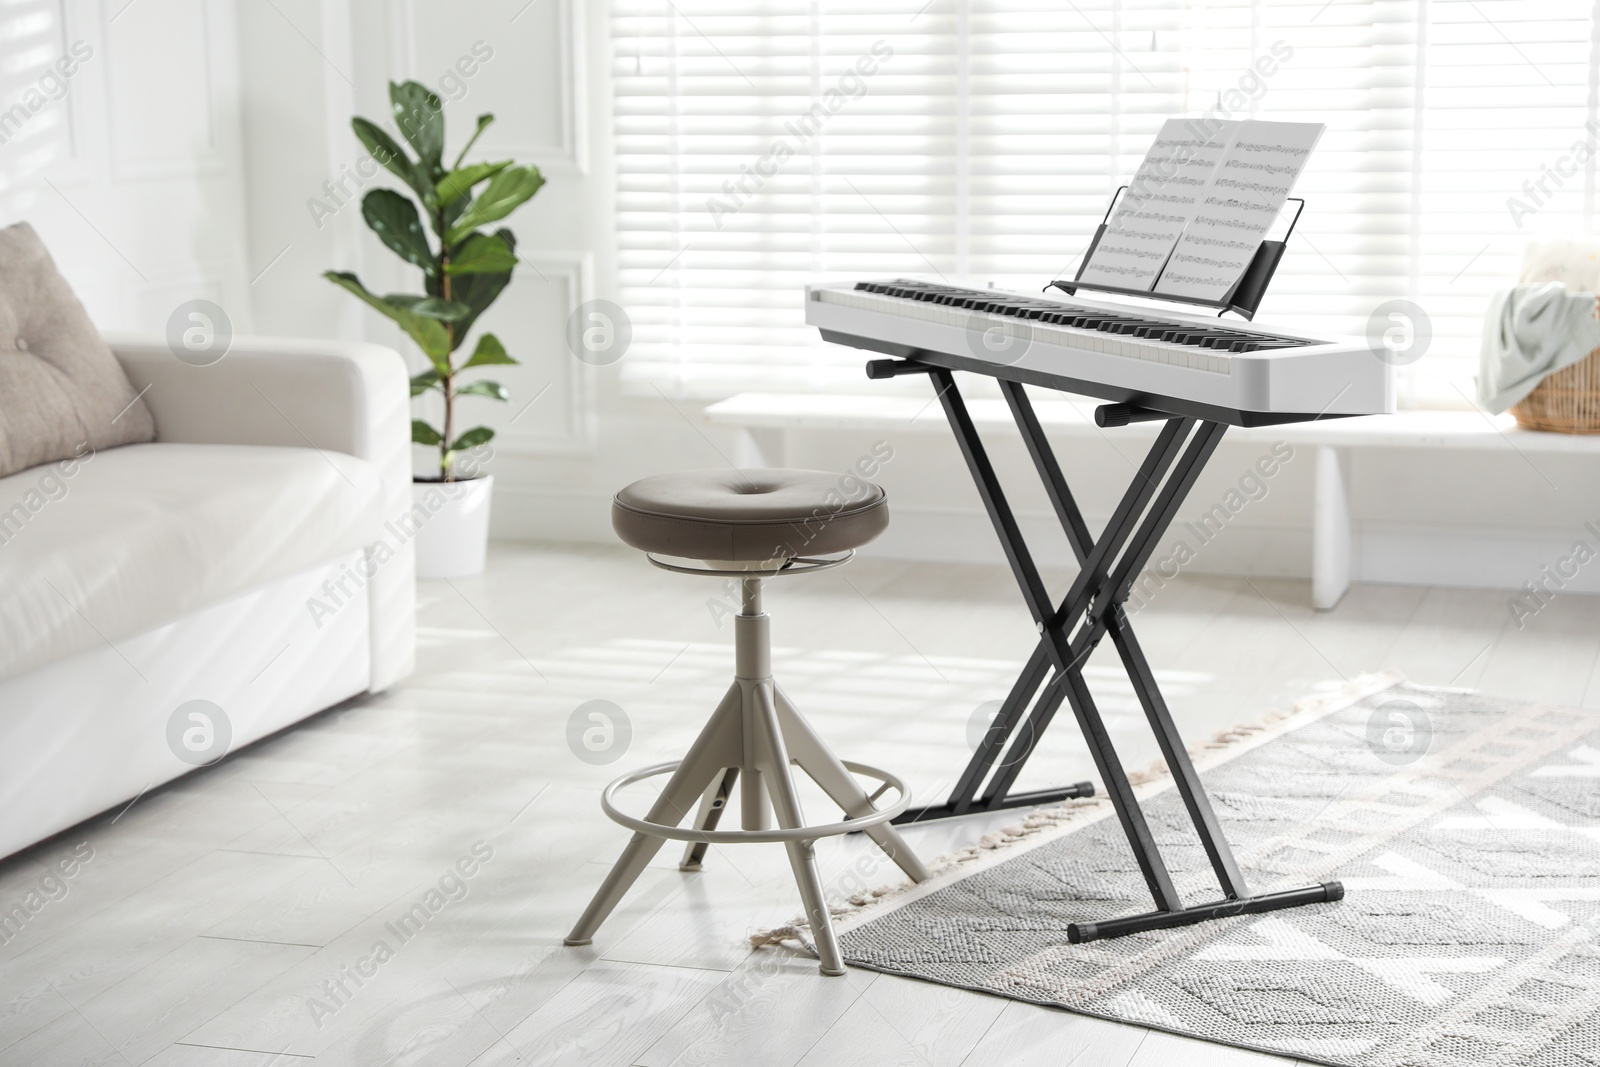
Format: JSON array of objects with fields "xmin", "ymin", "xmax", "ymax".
[{"xmin": 1048, "ymin": 186, "xmax": 1305, "ymax": 322}]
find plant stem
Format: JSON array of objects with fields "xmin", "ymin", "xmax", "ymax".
[{"xmin": 439, "ymin": 207, "xmax": 455, "ymax": 482}]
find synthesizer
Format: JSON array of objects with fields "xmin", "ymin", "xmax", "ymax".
[{"xmin": 806, "ymin": 279, "xmax": 1394, "ymax": 426}]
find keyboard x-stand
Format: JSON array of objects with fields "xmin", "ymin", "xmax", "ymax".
[{"xmin": 805, "ymin": 229, "xmax": 1392, "ymax": 944}]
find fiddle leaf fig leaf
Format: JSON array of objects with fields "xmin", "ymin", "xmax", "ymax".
[
  {"xmin": 462, "ymin": 332, "xmax": 518, "ymax": 369},
  {"xmin": 322, "ymin": 271, "xmax": 451, "ymax": 369},
  {"xmin": 411, "ymin": 419, "xmax": 443, "ymax": 446},
  {"xmin": 457, "ymin": 379, "xmax": 510, "ymax": 401},
  {"xmin": 409, "ymin": 369, "xmax": 440, "ymax": 397},
  {"xmin": 350, "ymin": 118, "xmax": 431, "ymax": 204},
  {"xmin": 450, "ymin": 426, "xmax": 495, "ymax": 451},
  {"xmin": 389, "ymin": 80, "xmax": 444, "ymax": 174},
  {"xmin": 445, "ymin": 166, "xmax": 545, "ymax": 244},
  {"xmin": 436, "ymin": 160, "xmax": 512, "ymax": 204},
  {"xmin": 361, "ymin": 189, "xmax": 433, "ymax": 274},
  {"xmin": 445, "ymin": 232, "xmax": 517, "ymax": 275},
  {"xmin": 449, "ymin": 254, "xmax": 515, "ymax": 344}
]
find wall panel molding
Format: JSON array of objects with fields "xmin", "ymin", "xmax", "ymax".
[
  {"xmin": 100, "ymin": 0, "xmax": 226, "ymax": 182},
  {"xmin": 491, "ymin": 250, "xmax": 597, "ymax": 457},
  {"xmin": 387, "ymin": 0, "xmax": 588, "ymax": 175}
]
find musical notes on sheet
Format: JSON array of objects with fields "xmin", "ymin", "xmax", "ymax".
[
  {"xmin": 1075, "ymin": 118, "xmax": 1324, "ymax": 303},
  {"xmin": 1074, "ymin": 118, "xmax": 1238, "ymax": 292},
  {"xmin": 1156, "ymin": 121, "xmax": 1323, "ymax": 301}
]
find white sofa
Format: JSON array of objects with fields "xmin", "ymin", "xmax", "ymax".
[{"xmin": 0, "ymin": 334, "xmax": 415, "ymax": 860}]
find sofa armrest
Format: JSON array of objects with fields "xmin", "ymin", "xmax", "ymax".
[
  {"xmin": 107, "ymin": 332, "xmax": 416, "ymax": 690},
  {"xmin": 106, "ymin": 332, "xmax": 408, "ymax": 463}
]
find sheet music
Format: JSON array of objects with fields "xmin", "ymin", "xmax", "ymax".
[
  {"xmin": 1154, "ymin": 120, "xmax": 1324, "ymax": 302},
  {"xmin": 1075, "ymin": 118, "xmax": 1241, "ymax": 293}
]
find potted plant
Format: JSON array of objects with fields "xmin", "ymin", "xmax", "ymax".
[{"xmin": 324, "ymin": 80, "xmax": 544, "ymax": 578}]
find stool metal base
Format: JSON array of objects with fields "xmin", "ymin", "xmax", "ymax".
[{"xmin": 565, "ymin": 578, "xmax": 929, "ymax": 976}]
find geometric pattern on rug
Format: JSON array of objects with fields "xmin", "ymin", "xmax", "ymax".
[{"xmin": 837, "ymin": 681, "xmax": 1600, "ymax": 1067}]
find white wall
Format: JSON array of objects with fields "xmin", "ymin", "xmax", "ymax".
[{"xmin": 0, "ymin": 0, "xmax": 252, "ymax": 335}]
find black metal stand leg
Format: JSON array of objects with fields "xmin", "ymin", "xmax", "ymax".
[
  {"xmin": 1001, "ymin": 379, "xmax": 1092, "ymax": 563},
  {"xmin": 1107, "ymin": 615, "xmax": 1249, "ymax": 900},
  {"xmin": 894, "ymin": 644, "xmax": 1096, "ymax": 825},
  {"xmin": 1056, "ymin": 666, "xmax": 1183, "ymax": 912},
  {"xmin": 949, "ymin": 645, "xmax": 1051, "ymax": 813},
  {"xmin": 976, "ymin": 671, "xmax": 1069, "ymax": 806}
]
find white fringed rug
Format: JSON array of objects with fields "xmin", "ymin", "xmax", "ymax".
[{"xmin": 768, "ymin": 675, "xmax": 1600, "ymax": 1067}]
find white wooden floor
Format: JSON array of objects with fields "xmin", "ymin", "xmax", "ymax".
[{"xmin": 3, "ymin": 542, "xmax": 1598, "ymax": 1066}]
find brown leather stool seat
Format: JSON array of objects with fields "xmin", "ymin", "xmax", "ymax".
[{"xmin": 611, "ymin": 468, "xmax": 888, "ymax": 561}]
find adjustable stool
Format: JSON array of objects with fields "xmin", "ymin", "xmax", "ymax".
[{"xmin": 564, "ymin": 468, "xmax": 929, "ymax": 975}]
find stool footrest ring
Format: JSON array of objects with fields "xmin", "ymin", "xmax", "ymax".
[
  {"xmin": 645, "ymin": 552, "xmax": 853, "ymax": 579},
  {"xmin": 601, "ymin": 759, "xmax": 911, "ymax": 844}
]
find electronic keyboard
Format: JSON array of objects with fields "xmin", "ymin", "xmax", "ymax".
[{"xmin": 806, "ymin": 279, "xmax": 1394, "ymax": 426}]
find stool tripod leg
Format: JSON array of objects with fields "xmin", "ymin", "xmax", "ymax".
[
  {"xmin": 566, "ymin": 683, "xmax": 743, "ymax": 947},
  {"xmin": 680, "ymin": 768, "xmax": 738, "ymax": 872},
  {"xmin": 773, "ymin": 684, "xmax": 929, "ymax": 884},
  {"xmin": 750, "ymin": 682, "xmax": 846, "ymax": 976}
]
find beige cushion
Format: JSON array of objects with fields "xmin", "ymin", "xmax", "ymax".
[
  {"xmin": 612, "ymin": 468, "xmax": 889, "ymax": 561},
  {"xmin": 0, "ymin": 222, "xmax": 155, "ymax": 478}
]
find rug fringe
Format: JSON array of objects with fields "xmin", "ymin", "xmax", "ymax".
[{"xmin": 749, "ymin": 669, "xmax": 1406, "ymax": 957}]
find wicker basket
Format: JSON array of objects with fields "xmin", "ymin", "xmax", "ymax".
[
  {"xmin": 1510, "ymin": 240, "xmax": 1600, "ymax": 433},
  {"xmin": 1509, "ymin": 346, "xmax": 1600, "ymax": 433}
]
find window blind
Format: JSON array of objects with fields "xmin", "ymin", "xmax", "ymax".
[{"xmin": 612, "ymin": 0, "xmax": 1599, "ymax": 405}]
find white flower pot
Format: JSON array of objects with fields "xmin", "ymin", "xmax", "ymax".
[{"xmin": 411, "ymin": 475, "xmax": 494, "ymax": 578}]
